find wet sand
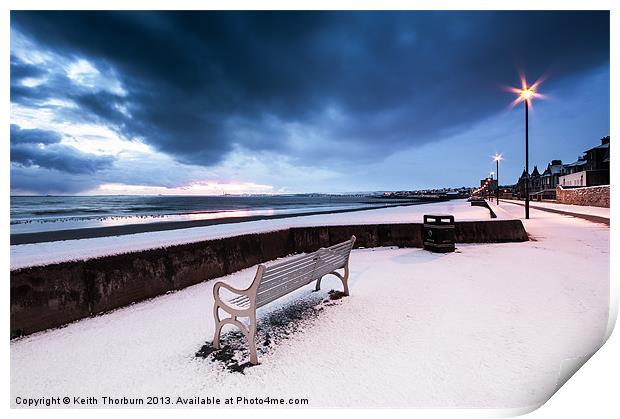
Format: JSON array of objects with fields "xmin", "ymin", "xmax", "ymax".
[{"xmin": 11, "ymin": 201, "xmax": 430, "ymax": 245}]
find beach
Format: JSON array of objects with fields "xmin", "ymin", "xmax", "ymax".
[{"xmin": 10, "ymin": 199, "xmax": 431, "ymax": 245}]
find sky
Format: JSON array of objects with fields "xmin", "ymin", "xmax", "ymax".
[{"xmin": 9, "ymin": 11, "xmax": 610, "ymax": 195}]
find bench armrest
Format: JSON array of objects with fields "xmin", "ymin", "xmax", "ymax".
[{"xmin": 213, "ymin": 281, "xmax": 250, "ymax": 298}]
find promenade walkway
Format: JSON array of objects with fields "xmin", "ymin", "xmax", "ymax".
[{"xmin": 493, "ymin": 200, "xmax": 609, "ymax": 226}]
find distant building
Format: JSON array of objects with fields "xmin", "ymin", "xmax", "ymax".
[
  {"xmin": 563, "ymin": 156, "xmax": 587, "ymax": 175},
  {"xmin": 515, "ymin": 166, "xmax": 546, "ymax": 200},
  {"xmin": 541, "ymin": 160, "xmax": 563, "ymax": 190},
  {"xmin": 512, "ymin": 136, "xmax": 610, "ymax": 198},
  {"xmin": 539, "ymin": 160, "xmax": 564, "ymax": 199},
  {"xmin": 530, "ymin": 166, "xmax": 542, "ymax": 193},
  {"xmin": 559, "ymin": 136, "xmax": 610, "ymax": 187}
]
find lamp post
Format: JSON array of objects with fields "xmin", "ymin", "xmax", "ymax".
[
  {"xmin": 493, "ymin": 154, "xmax": 503, "ymax": 205},
  {"xmin": 516, "ymin": 85, "xmax": 536, "ymax": 219}
]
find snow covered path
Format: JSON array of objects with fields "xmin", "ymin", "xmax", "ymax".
[
  {"xmin": 499, "ymin": 199, "xmax": 610, "ymax": 219},
  {"xmin": 10, "ymin": 204, "xmax": 609, "ymax": 408}
]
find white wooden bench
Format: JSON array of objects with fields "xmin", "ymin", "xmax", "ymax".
[{"xmin": 212, "ymin": 235, "xmax": 356, "ymax": 364}]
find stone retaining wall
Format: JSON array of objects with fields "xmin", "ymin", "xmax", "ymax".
[
  {"xmin": 556, "ymin": 185, "xmax": 610, "ymax": 208},
  {"xmin": 11, "ymin": 220, "xmax": 528, "ymax": 338}
]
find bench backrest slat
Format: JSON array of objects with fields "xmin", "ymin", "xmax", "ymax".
[
  {"xmin": 261, "ymin": 253, "xmax": 317, "ymax": 276},
  {"xmin": 314, "ymin": 260, "xmax": 345, "ymax": 278},
  {"xmin": 254, "ymin": 237, "xmax": 355, "ymax": 308},
  {"xmin": 261, "ymin": 256, "xmax": 318, "ymax": 283},
  {"xmin": 318, "ymin": 250, "xmax": 348, "ymax": 263},
  {"xmin": 257, "ymin": 261, "xmax": 318, "ymax": 296}
]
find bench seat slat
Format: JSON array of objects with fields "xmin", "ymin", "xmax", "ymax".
[
  {"xmin": 257, "ymin": 269, "xmax": 318, "ymax": 302},
  {"xmin": 256, "ymin": 275, "xmax": 316, "ymax": 308},
  {"xmin": 227, "ymin": 294, "xmax": 251, "ymax": 307}
]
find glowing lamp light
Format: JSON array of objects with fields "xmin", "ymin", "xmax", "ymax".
[
  {"xmin": 493, "ymin": 153, "xmax": 503, "ymax": 162},
  {"xmin": 519, "ymin": 88, "xmax": 535, "ymax": 101},
  {"xmin": 507, "ymin": 76, "xmax": 544, "ymax": 108}
]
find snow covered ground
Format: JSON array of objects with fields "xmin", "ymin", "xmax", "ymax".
[
  {"xmin": 11, "ymin": 199, "xmax": 492, "ymax": 269},
  {"xmin": 10, "ymin": 203, "xmax": 609, "ymax": 408}
]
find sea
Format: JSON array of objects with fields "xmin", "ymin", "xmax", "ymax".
[{"xmin": 10, "ymin": 194, "xmax": 421, "ymax": 235}]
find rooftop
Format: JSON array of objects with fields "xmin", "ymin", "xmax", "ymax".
[
  {"xmin": 564, "ymin": 160, "xmax": 588, "ymax": 168},
  {"xmin": 585, "ymin": 143, "xmax": 610, "ymax": 152}
]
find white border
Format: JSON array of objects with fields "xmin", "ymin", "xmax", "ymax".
[{"xmin": 3, "ymin": 1, "xmax": 617, "ymax": 418}]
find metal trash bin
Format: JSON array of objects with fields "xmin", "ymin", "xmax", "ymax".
[{"xmin": 423, "ymin": 215, "xmax": 455, "ymax": 253}]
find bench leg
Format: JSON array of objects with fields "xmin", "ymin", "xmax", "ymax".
[
  {"xmin": 213, "ymin": 309, "xmax": 260, "ymax": 364},
  {"xmin": 314, "ymin": 277, "xmax": 323, "ymax": 292},
  {"xmin": 316, "ymin": 264, "xmax": 351, "ymax": 296},
  {"xmin": 213, "ymin": 304, "xmax": 223, "ymax": 349},
  {"xmin": 248, "ymin": 312, "xmax": 259, "ymax": 365},
  {"xmin": 341, "ymin": 264, "xmax": 350, "ymax": 296}
]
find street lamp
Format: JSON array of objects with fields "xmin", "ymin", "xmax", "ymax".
[
  {"xmin": 493, "ymin": 154, "xmax": 503, "ymax": 205},
  {"xmin": 512, "ymin": 81, "xmax": 540, "ymax": 219}
]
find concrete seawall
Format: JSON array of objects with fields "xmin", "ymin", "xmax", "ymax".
[
  {"xmin": 469, "ymin": 200, "xmax": 497, "ymax": 218},
  {"xmin": 11, "ymin": 220, "xmax": 528, "ymax": 338}
]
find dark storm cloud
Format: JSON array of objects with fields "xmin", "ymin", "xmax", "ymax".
[
  {"xmin": 10, "ymin": 124, "xmax": 115, "ymax": 174},
  {"xmin": 10, "ymin": 11, "xmax": 610, "ymax": 166},
  {"xmin": 69, "ymin": 92, "xmax": 130, "ymax": 129}
]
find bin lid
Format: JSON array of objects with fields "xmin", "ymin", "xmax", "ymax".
[{"xmin": 423, "ymin": 214, "xmax": 455, "ymax": 223}]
